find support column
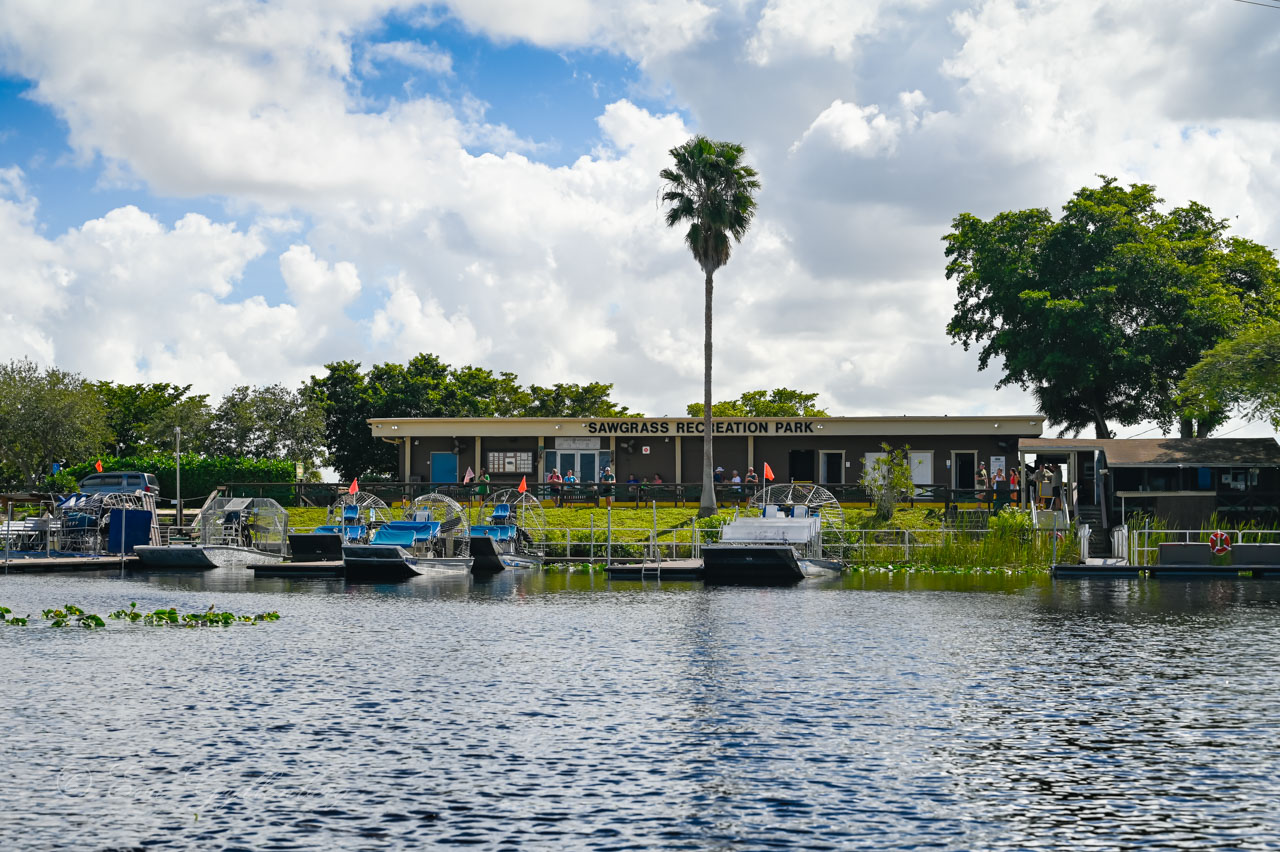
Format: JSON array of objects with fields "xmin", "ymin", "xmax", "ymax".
[
  {"xmin": 675, "ymin": 436, "xmax": 682, "ymax": 483},
  {"xmin": 747, "ymin": 435, "xmax": 755, "ymax": 473},
  {"xmin": 1018, "ymin": 450, "xmax": 1026, "ymax": 509},
  {"xmin": 402, "ymin": 438, "xmax": 411, "ymax": 481},
  {"xmin": 475, "ymin": 436, "xmax": 482, "ymax": 478}
]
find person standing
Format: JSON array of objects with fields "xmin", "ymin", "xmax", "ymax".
[
  {"xmin": 476, "ymin": 467, "xmax": 490, "ymax": 500},
  {"xmin": 600, "ymin": 466, "xmax": 616, "ymax": 507},
  {"xmin": 976, "ymin": 464, "xmax": 989, "ymax": 501},
  {"xmin": 1050, "ymin": 464, "xmax": 1063, "ymax": 509},
  {"xmin": 548, "ymin": 468, "xmax": 563, "ymax": 506}
]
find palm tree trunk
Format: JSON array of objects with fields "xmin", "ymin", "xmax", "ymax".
[{"xmin": 699, "ymin": 267, "xmax": 716, "ymax": 518}]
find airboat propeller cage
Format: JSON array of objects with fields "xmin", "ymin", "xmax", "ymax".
[
  {"xmin": 56, "ymin": 490, "xmax": 161, "ymax": 551},
  {"xmin": 480, "ymin": 489, "xmax": 547, "ymax": 549},
  {"xmin": 748, "ymin": 483, "xmax": 846, "ymax": 556},
  {"xmin": 332, "ymin": 491, "xmax": 391, "ymax": 524},
  {"xmin": 193, "ymin": 497, "xmax": 288, "ymax": 553},
  {"xmin": 408, "ymin": 492, "xmax": 471, "ymax": 556}
]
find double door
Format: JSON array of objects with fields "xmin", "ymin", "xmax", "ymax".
[{"xmin": 555, "ymin": 451, "xmax": 597, "ymax": 482}]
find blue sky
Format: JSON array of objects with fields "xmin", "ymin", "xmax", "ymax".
[{"xmin": 0, "ymin": 0, "xmax": 1276, "ymax": 440}]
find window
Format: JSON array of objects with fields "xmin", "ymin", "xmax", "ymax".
[
  {"xmin": 909, "ymin": 452, "xmax": 933, "ymax": 486},
  {"xmin": 863, "ymin": 452, "xmax": 887, "ymax": 485},
  {"xmin": 487, "ymin": 451, "xmax": 533, "ymax": 474}
]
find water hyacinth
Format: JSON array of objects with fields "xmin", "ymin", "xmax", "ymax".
[{"xmin": 0, "ymin": 602, "xmax": 281, "ymax": 629}]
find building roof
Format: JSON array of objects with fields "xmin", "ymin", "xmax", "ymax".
[
  {"xmin": 368, "ymin": 414, "xmax": 1046, "ymax": 439},
  {"xmin": 1018, "ymin": 437, "xmax": 1280, "ymax": 468}
]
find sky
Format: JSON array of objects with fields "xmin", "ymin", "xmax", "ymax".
[{"xmin": 0, "ymin": 0, "xmax": 1277, "ymax": 440}]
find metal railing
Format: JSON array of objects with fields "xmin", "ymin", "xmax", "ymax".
[
  {"xmin": 218, "ymin": 479, "xmax": 1039, "ymax": 510},
  {"xmin": 1128, "ymin": 525, "xmax": 1280, "ymax": 566}
]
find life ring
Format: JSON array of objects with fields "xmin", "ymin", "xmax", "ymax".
[{"xmin": 1209, "ymin": 530, "xmax": 1232, "ymax": 555}]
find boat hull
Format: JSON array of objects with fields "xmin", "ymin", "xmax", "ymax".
[
  {"xmin": 468, "ymin": 535, "xmax": 542, "ymax": 574},
  {"xmin": 133, "ymin": 544, "xmax": 283, "ymax": 570},
  {"xmin": 287, "ymin": 532, "xmax": 344, "ymax": 563},
  {"xmin": 342, "ymin": 544, "xmax": 472, "ymax": 582},
  {"xmin": 701, "ymin": 545, "xmax": 842, "ymax": 586}
]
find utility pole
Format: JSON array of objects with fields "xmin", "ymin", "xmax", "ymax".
[{"xmin": 175, "ymin": 427, "xmax": 183, "ymax": 528}]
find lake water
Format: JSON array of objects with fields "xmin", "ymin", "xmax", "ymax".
[{"xmin": 1, "ymin": 568, "xmax": 1279, "ymax": 850}]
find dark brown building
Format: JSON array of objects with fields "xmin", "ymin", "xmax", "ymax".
[{"xmin": 367, "ymin": 415, "xmax": 1045, "ymax": 493}]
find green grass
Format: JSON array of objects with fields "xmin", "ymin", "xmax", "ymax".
[{"xmin": 281, "ymin": 501, "xmax": 1066, "ymax": 570}]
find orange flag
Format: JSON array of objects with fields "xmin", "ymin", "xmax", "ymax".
[
  {"xmin": 348, "ymin": 478, "xmax": 359, "ymax": 494},
  {"xmin": 763, "ymin": 462, "xmax": 775, "ymax": 482},
  {"xmin": 517, "ymin": 476, "xmax": 527, "ymax": 493},
  {"xmin": 95, "ymin": 459, "xmax": 103, "ymax": 473}
]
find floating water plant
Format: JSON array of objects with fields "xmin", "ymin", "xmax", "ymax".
[
  {"xmin": 0, "ymin": 602, "xmax": 280, "ymax": 629},
  {"xmin": 0, "ymin": 606, "xmax": 28, "ymax": 626}
]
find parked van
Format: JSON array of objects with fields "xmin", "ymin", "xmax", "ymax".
[{"xmin": 77, "ymin": 471, "xmax": 160, "ymax": 496}]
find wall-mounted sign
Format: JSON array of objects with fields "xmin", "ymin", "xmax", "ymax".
[
  {"xmin": 557, "ymin": 437, "xmax": 601, "ymax": 450},
  {"xmin": 584, "ymin": 419, "xmax": 817, "ymax": 435}
]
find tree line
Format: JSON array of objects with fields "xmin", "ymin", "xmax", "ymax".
[
  {"xmin": 0, "ymin": 346, "xmax": 840, "ymax": 492},
  {"xmin": 0, "ymin": 354, "xmax": 652, "ymax": 489}
]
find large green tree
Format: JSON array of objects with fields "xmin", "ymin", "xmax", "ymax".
[
  {"xmin": 95, "ymin": 381, "xmax": 211, "ymax": 456},
  {"xmin": 526, "ymin": 382, "xmax": 634, "ymax": 418},
  {"xmin": 945, "ymin": 177, "xmax": 1280, "ymax": 438},
  {"xmin": 1180, "ymin": 321, "xmax": 1280, "ymax": 429},
  {"xmin": 307, "ymin": 356, "xmax": 637, "ymax": 480},
  {"xmin": 207, "ymin": 384, "xmax": 324, "ymax": 466},
  {"xmin": 687, "ymin": 388, "xmax": 828, "ymax": 418},
  {"xmin": 660, "ymin": 136, "xmax": 760, "ymax": 516},
  {"xmin": 0, "ymin": 358, "xmax": 110, "ymax": 488}
]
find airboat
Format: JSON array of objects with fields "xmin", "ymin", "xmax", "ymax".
[
  {"xmin": 342, "ymin": 492, "xmax": 472, "ymax": 582},
  {"xmin": 287, "ymin": 491, "xmax": 392, "ymax": 562},
  {"xmin": 701, "ymin": 483, "xmax": 846, "ymax": 586},
  {"xmin": 1, "ymin": 491, "xmax": 159, "ymax": 559},
  {"xmin": 468, "ymin": 490, "xmax": 545, "ymax": 573},
  {"xmin": 133, "ymin": 496, "xmax": 289, "ymax": 569}
]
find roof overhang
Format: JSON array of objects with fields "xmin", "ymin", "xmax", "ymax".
[{"xmin": 368, "ymin": 415, "xmax": 1047, "ymax": 439}]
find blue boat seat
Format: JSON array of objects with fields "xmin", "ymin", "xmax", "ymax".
[
  {"xmin": 472, "ymin": 524, "xmax": 516, "ymax": 542},
  {"xmin": 410, "ymin": 510, "xmax": 433, "ymax": 523},
  {"xmin": 343, "ymin": 525, "xmax": 367, "ymax": 542},
  {"xmin": 342, "ymin": 504, "xmax": 360, "ymax": 523},
  {"xmin": 370, "ymin": 527, "xmax": 416, "ymax": 547},
  {"xmin": 382, "ymin": 520, "xmax": 440, "ymax": 543},
  {"xmin": 314, "ymin": 525, "xmax": 343, "ymax": 535},
  {"xmin": 763, "ymin": 505, "xmax": 781, "ymax": 518},
  {"xmin": 792, "ymin": 505, "xmax": 809, "ymax": 518},
  {"xmin": 490, "ymin": 504, "xmax": 512, "ymax": 524}
]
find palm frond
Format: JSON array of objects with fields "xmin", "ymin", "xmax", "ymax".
[{"xmin": 658, "ymin": 135, "xmax": 760, "ymax": 274}]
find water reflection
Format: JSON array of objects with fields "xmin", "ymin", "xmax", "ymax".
[{"xmin": 1, "ymin": 568, "xmax": 1278, "ymax": 850}]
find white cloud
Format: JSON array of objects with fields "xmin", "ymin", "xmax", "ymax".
[
  {"xmin": 431, "ymin": 0, "xmax": 717, "ymax": 63},
  {"xmin": 0, "ymin": 0, "xmax": 1276, "ymax": 441},
  {"xmin": 790, "ymin": 99, "xmax": 903, "ymax": 156},
  {"xmin": 748, "ymin": 0, "xmax": 934, "ymax": 64},
  {"xmin": 361, "ymin": 40, "xmax": 453, "ymax": 76}
]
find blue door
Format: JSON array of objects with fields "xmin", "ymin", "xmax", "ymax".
[{"xmin": 430, "ymin": 452, "xmax": 458, "ymax": 484}]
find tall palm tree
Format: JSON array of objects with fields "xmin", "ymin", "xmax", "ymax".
[{"xmin": 659, "ymin": 136, "xmax": 760, "ymax": 517}]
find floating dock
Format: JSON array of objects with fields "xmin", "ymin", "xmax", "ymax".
[
  {"xmin": 604, "ymin": 559, "xmax": 703, "ymax": 580},
  {"xmin": 1053, "ymin": 559, "xmax": 1279, "ymax": 578},
  {"xmin": 248, "ymin": 560, "xmax": 344, "ymax": 578},
  {"xmin": 1, "ymin": 555, "xmax": 140, "ymax": 573}
]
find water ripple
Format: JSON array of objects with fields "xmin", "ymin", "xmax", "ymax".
[{"xmin": 1, "ymin": 570, "xmax": 1278, "ymax": 849}]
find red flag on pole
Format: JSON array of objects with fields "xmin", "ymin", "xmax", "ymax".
[
  {"xmin": 95, "ymin": 459, "xmax": 103, "ymax": 473},
  {"xmin": 763, "ymin": 462, "xmax": 775, "ymax": 482},
  {"xmin": 517, "ymin": 476, "xmax": 527, "ymax": 493},
  {"xmin": 348, "ymin": 478, "xmax": 359, "ymax": 494}
]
